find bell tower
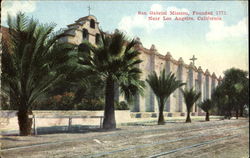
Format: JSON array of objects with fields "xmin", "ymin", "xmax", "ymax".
[{"xmin": 60, "ymin": 15, "xmax": 101, "ymax": 45}]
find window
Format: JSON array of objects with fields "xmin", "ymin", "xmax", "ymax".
[
  {"xmin": 95, "ymin": 33, "xmax": 100, "ymax": 44},
  {"xmin": 90, "ymin": 19, "xmax": 95, "ymax": 29},
  {"xmin": 82, "ymin": 29, "xmax": 89, "ymax": 41}
]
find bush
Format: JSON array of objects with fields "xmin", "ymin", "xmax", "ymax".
[
  {"xmin": 56, "ymin": 95, "xmax": 75, "ymax": 110},
  {"xmin": 115, "ymin": 101, "xmax": 129, "ymax": 110},
  {"xmin": 0, "ymin": 93, "xmax": 20, "ymax": 110},
  {"xmin": 0, "ymin": 93, "xmax": 10, "ymax": 110},
  {"xmin": 75, "ymin": 99, "xmax": 104, "ymax": 110},
  {"xmin": 32, "ymin": 94, "xmax": 130, "ymax": 111},
  {"xmin": 33, "ymin": 92, "xmax": 75, "ymax": 110}
]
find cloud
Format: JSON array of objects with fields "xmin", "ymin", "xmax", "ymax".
[
  {"xmin": 118, "ymin": 4, "xmax": 163, "ymax": 35},
  {"xmin": 118, "ymin": 4, "xmax": 189, "ymax": 36},
  {"xmin": 206, "ymin": 17, "xmax": 248, "ymax": 41},
  {"xmin": 1, "ymin": 0, "xmax": 37, "ymax": 22}
]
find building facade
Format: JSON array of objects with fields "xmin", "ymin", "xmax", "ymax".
[
  {"xmin": 59, "ymin": 15, "xmax": 100, "ymax": 45},
  {"xmin": 61, "ymin": 15, "xmax": 222, "ymax": 114}
]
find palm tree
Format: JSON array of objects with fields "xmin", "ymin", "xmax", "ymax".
[
  {"xmin": 198, "ymin": 99, "xmax": 213, "ymax": 121},
  {"xmin": 146, "ymin": 70, "xmax": 185, "ymax": 125},
  {"xmin": 78, "ymin": 31, "xmax": 144, "ymax": 129},
  {"xmin": 181, "ymin": 88, "xmax": 201, "ymax": 123},
  {"xmin": 1, "ymin": 13, "xmax": 77, "ymax": 135}
]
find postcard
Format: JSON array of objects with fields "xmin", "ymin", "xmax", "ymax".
[{"xmin": 1, "ymin": 1, "xmax": 249, "ymax": 158}]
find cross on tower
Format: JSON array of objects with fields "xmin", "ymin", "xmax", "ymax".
[
  {"xmin": 190, "ymin": 55, "xmax": 197, "ymax": 66},
  {"xmin": 88, "ymin": 5, "xmax": 91, "ymax": 15}
]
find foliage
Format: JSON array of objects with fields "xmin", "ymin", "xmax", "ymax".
[
  {"xmin": 198, "ymin": 99, "xmax": 213, "ymax": 113},
  {"xmin": 33, "ymin": 92, "xmax": 75, "ymax": 110},
  {"xmin": 1, "ymin": 12, "xmax": 77, "ymax": 135},
  {"xmin": 146, "ymin": 70, "xmax": 185, "ymax": 124},
  {"xmin": 182, "ymin": 88, "xmax": 201, "ymax": 112},
  {"xmin": 211, "ymin": 85, "xmax": 230, "ymax": 116},
  {"xmin": 78, "ymin": 30, "xmax": 144, "ymax": 129},
  {"xmin": 0, "ymin": 93, "xmax": 12, "ymax": 110},
  {"xmin": 198, "ymin": 99, "xmax": 213, "ymax": 121},
  {"xmin": 40, "ymin": 65, "xmax": 105, "ymax": 111},
  {"xmin": 115, "ymin": 101, "xmax": 130, "ymax": 110},
  {"xmin": 33, "ymin": 98, "xmax": 129, "ymax": 110},
  {"xmin": 46, "ymin": 57, "xmax": 105, "ymax": 104},
  {"xmin": 181, "ymin": 88, "xmax": 201, "ymax": 123},
  {"xmin": 78, "ymin": 32, "xmax": 145, "ymax": 100},
  {"xmin": 73, "ymin": 76, "xmax": 105, "ymax": 105},
  {"xmin": 212, "ymin": 68, "xmax": 249, "ymax": 119},
  {"xmin": 75, "ymin": 98, "xmax": 104, "ymax": 110}
]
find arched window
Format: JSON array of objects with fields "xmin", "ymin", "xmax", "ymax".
[
  {"xmin": 95, "ymin": 33, "xmax": 100, "ymax": 44},
  {"xmin": 82, "ymin": 29, "xmax": 89, "ymax": 41},
  {"xmin": 90, "ymin": 19, "xmax": 95, "ymax": 29}
]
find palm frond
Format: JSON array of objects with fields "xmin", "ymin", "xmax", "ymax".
[
  {"xmin": 181, "ymin": 88, "xmax": 201, "ymax": 112},
  {"xmin": 198, "ymin": 99, "xmax": 213, "ymax": 112},
  {"xmin": 109, "ymin": 31, "xmax": 125, "ymax": 56},
  {"xmin": 1, "ymin": 12, "xmax": 78, "ymax": 109},
  {"xmin": 147, "ymin": 70, "xmax": 185, "ymax": 106}
]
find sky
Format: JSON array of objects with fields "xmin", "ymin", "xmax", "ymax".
[{"xmin": 1, "ymin": 0, "xmax": 248, "ymax": 77}]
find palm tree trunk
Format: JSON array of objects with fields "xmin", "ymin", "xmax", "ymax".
[
  {"xmin": 239, "ymin": 106, "xmax": 244, "ymax": 117},
  {"xmin": 103, "ymin": 77, "xmax": 116, "ymax": 129},
  {"xmin": 158, "ymin": 99, "xmax": 165, "ymax": 125},
  {"xmin": 17, "ymin": 109, "xmax": 33, "ymax": 136},
  {"xmin": 186, "ymin": 110, "xmax": 191, "ymax": 123},
  {"xmin": 236, "ymin": 110, "xmax": 239, "ymax": 119},
  {"xmin": 205, "ymin": 112, "xmax": 210, "ymax": 121},
  {"xmin": 228, "ymin": 110, "xmax": 231, "ymax": 120}
]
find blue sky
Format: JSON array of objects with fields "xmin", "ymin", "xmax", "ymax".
[{"xmin": 2, "ymin": 0, "xmax": 248, "ymax": 77}]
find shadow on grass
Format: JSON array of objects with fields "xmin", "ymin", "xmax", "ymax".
[
  {"xmin": 36, "ymin": 125, "xmax": 122, "ymax": 135},
  {"xmin": 121, "ymin": 118, "xmax": 226, "ymax": 126},
  {"xmin": 0, "ymin": 137, "xmax": 25, "ymax": 141},
  {"xmin": 1, "ymin": 125, "xmax": 122, "ymax": 136},
  {"xmin": 0, "ymin": 126, "xmax": 122, "ymax": 150},
  {"xmin": 121, "ymin": 120, "xmax": 185, "ymax": 126}
]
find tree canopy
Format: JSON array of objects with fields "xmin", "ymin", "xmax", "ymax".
[
  {"xmin": 78, "ymin": 30, "xmax": 144, "ymax": 129},
  {"xmin": 1, "ymin": 12, "xmax": 78, "ymax": 135},
  {"xmin": 212, "ymin": 68, "xmax": 249, "ymax": 118},
  {"xmin": 147, "ymin": 70, "xmax": 185, "ymax": 124}
]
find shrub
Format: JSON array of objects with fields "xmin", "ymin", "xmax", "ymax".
[
  {"xmin": 56, "ymin": 95, "xmax": 75, "ymax": 110},
  {"xmin": 0, "ymin": 93, "xmax": 10, "ymax": 110},
  {"xmin": 115, "ymin": 101, "xmax": 129, "ymax": 110},
  {"xmin": 33, "ymin": 92, "xmax": 75, "ymax": 110},
  {"xmin": 75, "ymin": 99, "xmax": 104, "ymax": 110}
]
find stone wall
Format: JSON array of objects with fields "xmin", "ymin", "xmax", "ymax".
[
  {"xmin": 0, "ymin": 110, "xmax": 132, "ymax": 131},
  {"xmin": 130, "ymin": 40, "xmax": 222, "ymax": 114},
  {"xmin": 0, "ymin": 110, "xmax": 206, "ymax": 132}
]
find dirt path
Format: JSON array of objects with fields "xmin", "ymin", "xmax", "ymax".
[{"xmin": 0, "ymin": 119, "xmax": 249, "ymax": 158}]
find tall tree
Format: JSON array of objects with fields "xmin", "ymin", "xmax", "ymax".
[
  {"xmin": 211, "ymin": 86, "xmax": 230, "ymax": 117},
  {"xmin": 78, "ymin": 31, "xmax": 144, "ymax": 129},
  {"xmin": 1, "ymin": 12, "xmax": 77, "ymax": 135},
  {"xmin": 238, "ymin": 80, "xmax": 249, "ymax": 116},
  {"xmin": 146, "ymin": 70, "xmax": 185, "ymax": 125},
  {"xmin": 215, "ymin": 68, "xmax": 249, "ymax": 119},
  {"xmin": 198, "ymin": 99, "xmax": 213, "ymax": 121},
  {"xmin": 181, "ymin": 88, "xmax": 201, "ymax": 123}
]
